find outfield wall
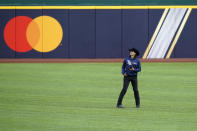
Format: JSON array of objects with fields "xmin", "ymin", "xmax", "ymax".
[{"xmin": 0, "ymin": 7, "xmax": 197, "ymax": 58}]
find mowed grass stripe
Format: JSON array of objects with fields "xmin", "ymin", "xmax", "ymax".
[{"xmin": 0, "ymin": 63, "xmax": 197, "ymax": 131}]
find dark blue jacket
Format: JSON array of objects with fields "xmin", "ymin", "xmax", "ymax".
[{"xmin": 122, "ymin": 57, "xmax": 141, "ymax": 77}]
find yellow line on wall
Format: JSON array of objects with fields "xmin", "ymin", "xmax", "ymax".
[
  {"xmin": 165, "ymin": 8, "xmax": 192, "ymax": 59},
  {"xmin": 0, "ymin": 6, "xmax": 16, "ymax": 9},
  {"xmin": 142, "ymin": 8, "xmax": 169, "ymax": 59},
  {"xmin": 15, "ymin": 6, "xmax": 42, "ymax": 9},
  {"xmin": 147, "ymin": 6, "xmax": 197, "ymax": 9},
  {"xmin": 0, "ymin": 6, "xmax": 197, "ymax": 9}
]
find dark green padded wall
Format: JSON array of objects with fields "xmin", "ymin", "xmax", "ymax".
[{"xmin": 0, "ymin": 0, "xmax": 197, "ymax": 5}]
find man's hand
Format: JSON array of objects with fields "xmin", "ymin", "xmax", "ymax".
[
  {"xmin": 123, "ymin": 73, "xmax": 127, "ymax": 76},
  {"xmin": 130, "ymin": 67, "xmax": 135, "ymax": 71}
]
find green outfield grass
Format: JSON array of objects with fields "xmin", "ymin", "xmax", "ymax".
[{"xmin": 0, "ymin": 62, "xmax": 197, "ymax": 131}]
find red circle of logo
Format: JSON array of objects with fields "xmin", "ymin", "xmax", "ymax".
[{"xmin": 4, "ymin": 16, "xmax": 33, "ymax": 52}]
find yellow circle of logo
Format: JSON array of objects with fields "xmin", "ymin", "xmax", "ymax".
[{"xmin": 27, "ymin": 16, "xmax": 63, "ymax": 52}]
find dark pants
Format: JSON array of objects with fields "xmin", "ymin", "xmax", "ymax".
[{"xmin": 117, "ymin": 76, "xmax": 140, "ymax": 106}]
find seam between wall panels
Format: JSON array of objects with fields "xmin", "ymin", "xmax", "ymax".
[
  {"xmin": 68, "ymin": 9, "xmax": 70, "ymax": 58},
  {"xmin": 14, "ymin": 7, "xmax": 16, "ymax": 58},
  {"xmin": 121, "ymin": 9, "xmax": 123, "ymax": 58},
  {"xmin": 95, "ymin": 9, "xmax": 96, "ymax": 58}
]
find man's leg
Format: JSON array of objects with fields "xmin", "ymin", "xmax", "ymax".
[
  {"xmin": 117, "ymin": 77, "xmax": 130, "ymax": 106},
  {"xmin": 131, "ymin": 78, "xmax": 140, "ymax": 107}
]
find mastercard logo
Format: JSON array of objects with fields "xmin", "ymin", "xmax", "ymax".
[{"xmin": 4, "ymin": 16, "xmax": 63, "ymax": 53}]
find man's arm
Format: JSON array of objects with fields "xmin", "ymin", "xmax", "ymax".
[
  {"xmin": 133, "ymin": 60, "xmax": 141, "ymax": 72},
  {"xmin": 122, "ymin": 59, "xmax": 127, "ymax": 75}
]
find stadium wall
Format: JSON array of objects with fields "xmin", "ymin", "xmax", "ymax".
[{"xmin": 0, "ymin": 1, "xmax": 197, "ymax": 58}]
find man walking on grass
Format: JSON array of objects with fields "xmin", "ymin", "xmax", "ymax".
[{"xmin": 117, "ymin": 48, "xmax": 141, "ymax": 108}]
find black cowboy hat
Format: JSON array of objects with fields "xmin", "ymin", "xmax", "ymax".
[{"xmin": 129, "ymin": 48, "xmax": 140, "ymax": 56}]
